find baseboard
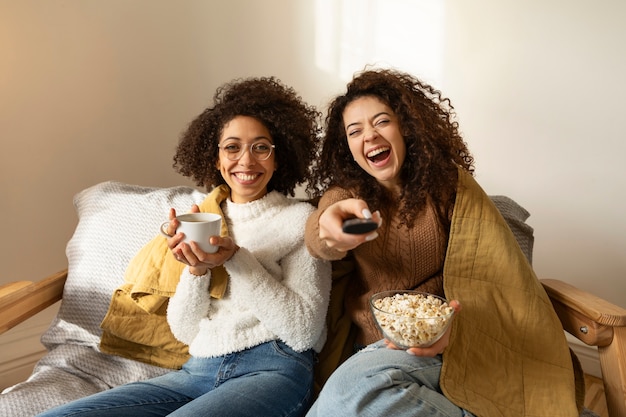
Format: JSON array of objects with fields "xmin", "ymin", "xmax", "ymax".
[{"xmin": 567, "ymin": 333, "xmax": 602, "ymax": 378}]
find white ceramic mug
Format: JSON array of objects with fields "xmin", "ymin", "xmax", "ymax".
[{"xmin": 160, "ymin": 212, "xmax": 222, "ymax": 253}]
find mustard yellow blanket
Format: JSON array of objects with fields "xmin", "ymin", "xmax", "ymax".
[
  {"xmin": 99, "ymin": 185, "xmax": 230, "ymax": 368},
  {"xmin": 441, "ymin": 171, "xmax": 582, "ymax": 416}
]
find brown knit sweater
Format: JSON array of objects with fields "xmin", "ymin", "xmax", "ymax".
[{"xmin": 305, "ymin": 187, "xmax": 447, "ymax": 345}]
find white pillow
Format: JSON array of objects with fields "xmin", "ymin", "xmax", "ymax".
[
  {"xmin": 0, "ymin": 182, "xmax": 207, "ymax": 416},
  {"xmin": 41, "ymin": 181, "xmax": 207, "ymax": 349}
]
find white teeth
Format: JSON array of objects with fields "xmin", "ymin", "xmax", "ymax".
[
  {"xmin": 235, "ymin": 173, "xmax": 258, "ymax": 181},
  {"xmin": 367, "ymin": 147, "xmax": 389, "ymax": 158}
]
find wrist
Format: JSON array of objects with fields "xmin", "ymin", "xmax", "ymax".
[
  {"xmin": 189, "ymin": 266, "xmax": 209, "ymax": 277},
  {"xmin": 226, "ymin": 245, "xmax": 240, "ymax": 262}
]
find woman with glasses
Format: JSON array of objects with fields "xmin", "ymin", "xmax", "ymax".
[{"xmin": 37, "ymin": 77, "xmax": 332, "ymax": 417}]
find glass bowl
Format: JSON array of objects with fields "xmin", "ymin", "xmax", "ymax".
[{"xmin": 370, "ymin": 290, "xmax": 455, "ymax": 349}]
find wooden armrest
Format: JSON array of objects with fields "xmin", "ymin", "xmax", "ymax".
[
  {"xmin": 0, "ymin": 281, "xmax": 34, "ymax": 299},
  {"xmin": 0, "ymin": 269, "xmax": 68, "ymax": 335},
  {"xmin": 542, "ymin": 278, "xmax": 626, "ymax": 346},
  {"xmin": 542, "ymin": 278, "xmax": 626, "ymax": 327},
  {"xmin": 541, "ymin": 278, "xmax": 626, "ymax": 417}
]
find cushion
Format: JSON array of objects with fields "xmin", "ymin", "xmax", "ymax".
[
  {"xmin": 0, "ymin": 181, "xmax": 207, "ymax": 416},
  {"xmin": 490, "ymin": 195, "xmax": 534, "ymax": 264}
]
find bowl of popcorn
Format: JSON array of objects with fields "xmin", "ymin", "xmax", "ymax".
[{"xmin": 370, "ymin": 290, "xmax": 455, "ymax": 349}]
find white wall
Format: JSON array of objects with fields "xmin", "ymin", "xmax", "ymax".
[
  {"xmin": 442, "ymin": 1, "xmax": 625, "ymax": 306},
  {"xmin": 0, "ymin": 0, "xmax": 329, "ymax": 284},
  {"xmin": 1, "ymin": 0, "xmax": 624, "ymax": 385}
]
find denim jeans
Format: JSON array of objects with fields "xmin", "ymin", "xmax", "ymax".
[
  {"xmin": 37, "ymin": 341, "xmax": 314, "ymax": 417},
  {"xmin": 307, "ymin": 340, "xmax": 474, "ymax": 417}
]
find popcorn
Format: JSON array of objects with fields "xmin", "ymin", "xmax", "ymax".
[{"xmin": 371, "ymin": 292, "xmax": 454, "ymax": 348}]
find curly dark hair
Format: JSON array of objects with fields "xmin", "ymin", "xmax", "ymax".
[
  {"xmin": 173, "ymin": 77, "xmax": 322, "ymax": 198},
  {"xmin": 312, "ymin": 68, "xmax": 475, "ymax": 227}
]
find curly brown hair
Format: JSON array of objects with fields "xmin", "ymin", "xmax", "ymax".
[
  {"xmin": 312, "ymin": 68, "xmax": 474, "ymax": 227},
  {"xmin": 173, "ymin": 77, "xmax": 322, "ymax": 197}
]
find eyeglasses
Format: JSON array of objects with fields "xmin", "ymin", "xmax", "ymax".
[{"xmin": 218, "ymin": 140, "xmax": 275, "ymax": 161}]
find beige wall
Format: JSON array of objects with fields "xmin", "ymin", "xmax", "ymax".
[{"xmin": 1, "ymin": 0, "xmax": 624, "ymax": 327}]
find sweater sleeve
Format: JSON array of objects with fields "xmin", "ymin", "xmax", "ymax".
[
  {"xmin": 225, "ymin": 221, "xmax": 332, "ymax": 352},
  {"xmin": 167, "ymin": 267, "xmax": 212, "ymax": 345},
  {"xmin": 305, "ymin": 186, "xmax": 354, "ymax": 261}
]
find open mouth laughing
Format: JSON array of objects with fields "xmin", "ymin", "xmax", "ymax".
[{"xmin": 367, "ymin": 146, "xmax": 390, "ymax": 164}]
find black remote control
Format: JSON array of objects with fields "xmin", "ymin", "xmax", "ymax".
[{"xmin": 342, "ymin": 218, "xmax": 378, "ymax": 234}]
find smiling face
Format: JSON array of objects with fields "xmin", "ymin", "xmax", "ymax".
[
  {"xmin": 343, "ymin": 96, "xmax": 406, "ymax": 193},
  {"xmin": 216, "ymin": 115, "xmax": 276, "ymax": 203}
]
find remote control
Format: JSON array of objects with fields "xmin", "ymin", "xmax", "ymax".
[{"xmin": 342, "ymin": 218, "xmax": 378, "ymax": 234}]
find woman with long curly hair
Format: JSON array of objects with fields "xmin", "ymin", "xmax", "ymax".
[
  {"xmin": 306, "ymin": 68, "xmax": 582, "ymax": 416},
  {"xmin": 37, "ymin": 77, "xmax": 332, "ymax": 417}
]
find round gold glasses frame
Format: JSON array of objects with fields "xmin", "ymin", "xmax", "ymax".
[{"xmin": 218, "ymin": 141, "xmax": 275, "ymax": 161}]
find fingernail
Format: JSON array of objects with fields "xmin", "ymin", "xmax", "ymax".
[
  {"xmin": 406, "ymin": 350, "xmax": 416, "ymax": 356},
  {"xmin": 365, "ymin": 232, "xmax": 378, "ymax": 241},
  {"xmin": 362, "ymin": 208, "xmax": 372, "ymax": 219},
  {"xmin": 374, "ymin": 210, "xmax": 382, "ymax": 226}
]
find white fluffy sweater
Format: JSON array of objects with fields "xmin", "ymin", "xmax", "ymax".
[{"xmin": 167, "ymin": 191, "xmax": 332, "ymax": 358}]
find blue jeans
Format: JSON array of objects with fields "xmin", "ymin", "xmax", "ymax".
[
  {"xmin": 307, "ymin": 340, "xmax": 474, "ymax": 417},
  {"xmin": 37, "ymin": 341, "xmax": 314, "ymax": 417}
]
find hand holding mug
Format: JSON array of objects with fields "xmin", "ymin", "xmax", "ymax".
[
  {"xmin": 160, "ymin": 206, "xmax": 237, "ymax": 276},
  {"xmin": 160, "ymin": 207, "xmax": 222, "ymax": 254}
]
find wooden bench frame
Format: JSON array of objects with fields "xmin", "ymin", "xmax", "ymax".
[{"xmin": 1, "ymin": 271, "xmax": 624, "ymax": 416}]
